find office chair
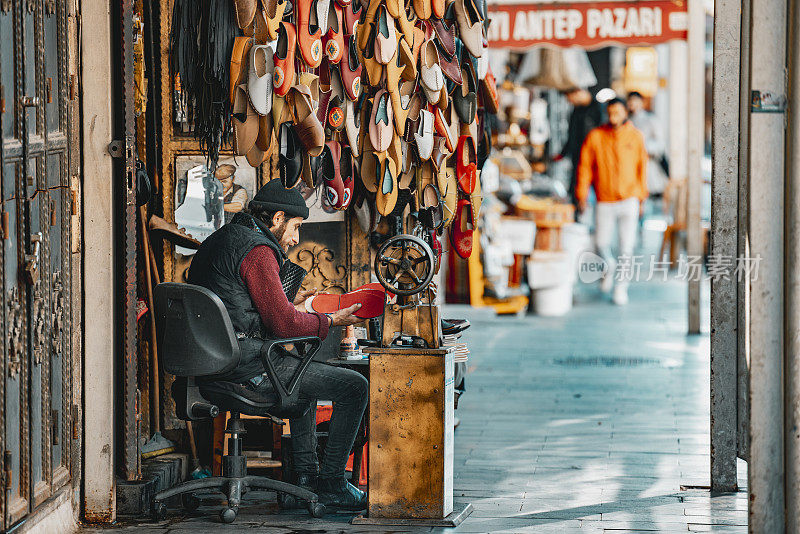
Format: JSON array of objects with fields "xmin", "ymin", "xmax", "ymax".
[{"xmin": 150, "ymin": 283, "xmax": 326, "ymax": 523}]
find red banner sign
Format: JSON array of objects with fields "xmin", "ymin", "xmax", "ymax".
[{"xmin": 487, "ymin": 1, "xmax": 688, "ymax": 49}]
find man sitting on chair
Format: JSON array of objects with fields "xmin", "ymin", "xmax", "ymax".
[{"xmin": 187, "ymin": 179, "xmax": 367, "ymax": 511}]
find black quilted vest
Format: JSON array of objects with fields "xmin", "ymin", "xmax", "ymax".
[{"xmin": 187, "ymin": 213, "xmax": 289, "ymax": 382}]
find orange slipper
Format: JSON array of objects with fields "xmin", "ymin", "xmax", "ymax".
[
  {"xmin": 296, "ymin": 0, "xmax": 324, "ymax": 67},
  {"xmin": 323, "ymin": 3, "xmax": 345, "ymax": 63},
  {"xmin": 273, "ymin": 22, "xmax": 296, "ymax": 96}
]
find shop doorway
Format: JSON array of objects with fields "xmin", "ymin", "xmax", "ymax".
[{"xmin": 0, "ymin": 1, "xmax": 76, "ymax": 528}]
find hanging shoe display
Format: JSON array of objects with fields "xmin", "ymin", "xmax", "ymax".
[{"xmin": 168, "ymin": 0, "xmax": 496, "ymax": 262}]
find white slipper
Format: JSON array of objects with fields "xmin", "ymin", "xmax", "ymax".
[{"xmin": 248, "ymin": 45, "xmax": 273, "ymax": 115}]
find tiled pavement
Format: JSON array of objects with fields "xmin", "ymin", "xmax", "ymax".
[{"xmin": 81, "ymin": 261, "xmax": 747, "ymax": 532}]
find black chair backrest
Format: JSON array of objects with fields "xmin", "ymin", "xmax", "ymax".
[{"xmin": 154, "ymin": 283, "xmax": 241, "ymax": 377}]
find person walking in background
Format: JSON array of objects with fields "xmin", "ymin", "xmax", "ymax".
[
  {"xmin": 576, "ymin": 97, "xmax": 648, "ymax": 306},
  {"xmin": 627, "ymin": 91, "xmax": 669, "ymax": 197},
  {"xmin": 554, "ymin": 87, "xmax": 604, "ymax": 208}
]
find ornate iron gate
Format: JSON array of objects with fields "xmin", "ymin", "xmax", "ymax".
[{"xmin": 0, "ymin": 0, "xmax": 73, "ymax": 527}]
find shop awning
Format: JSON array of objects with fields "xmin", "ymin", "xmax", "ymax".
[{"xmin": 487, "ymin": 0, "xmax": 688, "ymax": 50}]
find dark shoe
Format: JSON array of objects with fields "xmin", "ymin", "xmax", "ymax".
[
  {"xmin": 316, "ymin": 477, "xmax": 366, "ymax": 511},
  {"xmin": 279, "ymin": 473, "xmax": 318, "ymax": 509},
  {"xmin": 442, "ymin": 318, "xmax": 470, "ymax": 335},
  {"xmin": 296, "ymin": 473, "xmax": 318, "ymax": 490}
]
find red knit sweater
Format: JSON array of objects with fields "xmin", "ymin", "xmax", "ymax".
[{"xmin": 240, "ymin": 245, "xmax": 330, "ymax": 340}]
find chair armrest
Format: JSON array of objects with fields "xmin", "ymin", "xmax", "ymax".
[{"xmin": 258, "ymin": 336, "xmax": 321, "ymax": 408}]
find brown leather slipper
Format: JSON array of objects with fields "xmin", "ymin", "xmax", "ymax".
[{"xmin": 148, "ymin": 215, "xmax": 202, "ymax": 249}]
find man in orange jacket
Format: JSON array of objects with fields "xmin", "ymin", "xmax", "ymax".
[{"xmin": 576, "ymin": 97, "xmax": 648, "ymax": 305}]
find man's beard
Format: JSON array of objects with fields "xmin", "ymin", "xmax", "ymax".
[{"xmin": 272, "ymin": 221, "xmax": 290, "ymax": 251}]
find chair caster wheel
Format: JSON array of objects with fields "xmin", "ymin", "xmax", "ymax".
[
  {"xmin": 182, "ymin": 493, "xmax": 200, "ymax": 512},
  {"xmin": 151, "ymin": 501, "xmax": 167, "ymax": 521},
  {"xmin": 308, "ymin": 502, "xmax": 326, "ymax": 518},
  {"xmin": 219, "ymin": 506, "xmax": 238, "ymax": 523},
  {"xmin": 278, "ymin": 492, "xmax": 298, "ymax": 509}
]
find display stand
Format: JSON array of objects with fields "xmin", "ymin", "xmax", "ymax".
[{"xmin": 351, "ymin": 346, "xmax": 472, "ymax": 527}]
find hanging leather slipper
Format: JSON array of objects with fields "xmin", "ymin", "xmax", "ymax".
[
  {"xmin": 432, "ymin": 18, "xmax": 456, "ymax": 58},
  {"xmin": 361, "ymin": 150, "xmax": 379, "ymax": 193},
  {"xmin": 454, "ymin": 0, "xmax": 484, "ymax": 58},
  {"xmin": 419, "ymin": 182, "xmax": 444, "ymax": 229},
  {"xmin": 344, "ymin": 1, "xmax": 362, "ymax": 36},
  {"xmin": 414, "ymin": 108, "xmax": 435, "ymax": 160},
  {"xmin": 230, "ymin": 37, "xmax": 254, "ymax": 105},
  {"xmin": 456, "ymin": 134, "xmax": 477, "ymax": 194},
  {"xmin": 326, "ymin": 69, "xmax": 347, "ymax": 133},
  {"xmin": 341, "ymin": 36, "xmax": 363, "ymax": 100},
  {"xmin": 375, "ymin": 5, "xmax": 398, "ymax": 65},
  {"xmin": 341, "ymin": 148, "xmax": 354, "ymax": 209},
  {"xmin": 232, "ymin": 85, "xmax": 260, "ymax": 156},
  {"xmin": 302, "ymin": 151, "xmax": 322, "ymax": 188},
  {"xmin": 234, "ymin": 0, "xmax": 258, "ymax": 30},
  {"xmin": 369, "ymin": 89, "xmax": 393, "ymax": 152},
  {"xmin": 247, "ymin": 111, "xmax": 276, "ymax": 166},
  {"xmin": 264, "ymin": 0, "xmax": 287, "ymax": 40},
  {"xmin": 376, "ymin": 150, "xmax": 399, "ymax": 216},
  {"xmin": 470, "ymin": 169, "xmax": 482, "ymax": 220},
  {"xmin": 413, "ymin": 0, "xmax": 432, "ymax": 21},
  {"xmin": 273, "ymin": 22, "xmax": 297, "ymax": 96},
  {"xmin": 454, "ymin": 60, "xmax": 477, "ymax": 124},
  {"xmin": 450, "ymin": 198, "xmax": 474, "ymax": 258},
  {"xmin": 388, "ymin": 79, "xmax": 414, "ymax": 137},
  {"xmin": 481, "ymin": 63, "xmax": 499, "ymax": 114},
  {"xmin": 289, "ymin": 85, "xmax": 326, "ymax": 157},
  {"xmin": 324, "ymin": 3, "xmax": 345, "ymax": 63},
  {"xmin": 279, "ymin": 121, "xmax": 304, "ymax": 188},
  {"xmin": 297, "ymin": 0, "xmax": 324, "ymax": 67},
  {"xmin": 438, "ymin": 164, "xmax": 458, "ymax": 228},
  {"xmin": 420, "ymin": 38, "xmax": 444, "ymax": 104},
  {"xmin": 321, "ymin": 141, "xmax": 348, "ymax": 209},
  {"xmin": 248, "ymin": 45, "xmax": 274, "ymax": 115},
  {"xmin": 148, "ymin": 215, "xmax": 202, "ymax": 249},
  {"xmin": 345, "ymin": 96, "xmax": 362, "ymax": 156}
]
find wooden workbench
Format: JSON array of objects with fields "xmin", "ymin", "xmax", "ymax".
[{"xmin": 351, "ymin": 346, "xmax": 471, "ymax": 526}]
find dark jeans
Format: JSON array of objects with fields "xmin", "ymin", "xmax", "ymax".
[{"xmin": 252, "ymin": 357, "xmax": 368, "ymax": 480}]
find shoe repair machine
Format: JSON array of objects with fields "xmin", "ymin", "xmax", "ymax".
[{"xmin": 373, "ymin": 229, "xmax": 441, "ymax": 349}]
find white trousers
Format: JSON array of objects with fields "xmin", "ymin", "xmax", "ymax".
[{"xmin": 595, "ymin": 197, "xmax": 640, "ymax": 290}]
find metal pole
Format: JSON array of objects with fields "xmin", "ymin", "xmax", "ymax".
[
  {"xmin": 785, "ymin": 0, "xmax": 800, "ymax": 528},
  {"xmin": 748, "ymin": 0, "xmax": 787, "ymax": 530},
  {"xmin": 686, "ymin": 0, "xmax": 704, "ymax": 334},
  {"xmin": 710, "ymin": 0, "xmax": 742, "ymax": 492}
]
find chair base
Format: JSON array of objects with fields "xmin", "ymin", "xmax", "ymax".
[{"xmin": 151, "ymin": 466, "xmax": 326, "ymax": 523}]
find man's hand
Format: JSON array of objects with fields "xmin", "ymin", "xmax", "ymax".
[
  {"xmin": 577, "ymin": 199, "xmax": 588, "ymax": 214},
  {"xmin": 293, "ymin": 287, "xmax": 319, "ymax": 306},
  {"xmin": 330, "ymin": 303, "xmax": 363, "ymax": 327},
  {"xmin": 639, "ymin": 200, "xmax": 646, "ymax": 218}
]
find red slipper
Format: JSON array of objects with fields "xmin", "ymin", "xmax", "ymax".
[
  {"xmin": 322, "ymin": 141, "xmax": 347, "ymax": 209},
  {"xmin": 353, "ymin": 282, "xmax": 392, "ymax": 297},
  {"xmin": 341, "ymin": 148, "xmax": 354, "ymax": 210},
  {"xmin": 450, "ymin": 198, "xmax": 474, "ymax": 259},
  {"xmin": 456, "ymin": 135, "xmax": 477, "ymax": 194},
  {"xmin": 306, "ymin": 289, "xmax": 387, "ymax": 319}
]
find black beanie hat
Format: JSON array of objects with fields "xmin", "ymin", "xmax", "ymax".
[{"xmin": 249, "ymin": 179, "xmax": 309, "ymax": 219}]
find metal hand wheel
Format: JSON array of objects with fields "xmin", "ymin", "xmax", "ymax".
[{"xmin": 374, "ymin": 234, "xmax": 435, "ymax": 296}]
